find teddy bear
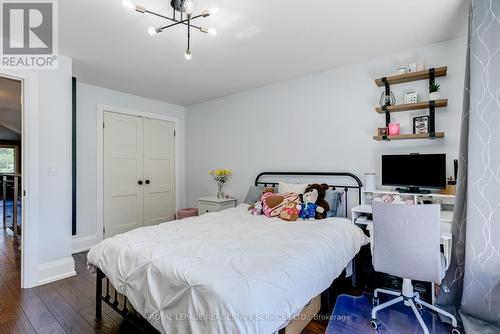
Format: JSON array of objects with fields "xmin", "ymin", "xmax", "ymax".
[
  {"xmin": 299, "ymin": 188, "xmax": 325, "ymax": 220},
  {"xmin": 302, "ymin": 183, "xmax": 330, "ymax": 219},
  {"xmin": 280, "ymin": 199, "xmax": 301, "ymax": 221},
  {"xmin": 249, "ymin": 201, "xmax": 263, "ymax": 215}
]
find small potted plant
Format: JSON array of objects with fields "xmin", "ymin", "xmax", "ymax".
[
  {"xmin": 209, "ymin": 169, "xmax": 232, "ymax": 199},
  {"xmin": 429, "ymin": 83, "xmax": 440, "ymax": 101}
]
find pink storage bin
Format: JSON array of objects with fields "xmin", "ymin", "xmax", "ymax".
[{"xmin": 177, "ymin": 208, "xmax": 198, "ymax": 219}]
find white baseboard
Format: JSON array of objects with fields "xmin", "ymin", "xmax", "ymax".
[
  {"xmin": 37, "ymin": 256, "xmax": 76, "ymax": 286},
  {"xmin": 72, "ymin": 234, "xmax": 99, "ymax": 254}
]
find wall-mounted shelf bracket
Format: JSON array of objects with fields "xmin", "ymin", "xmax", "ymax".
[
  {"xmin": 429, "ymin": 100, "xmax": 436, "ymax": 138},
  {"xmin": 382, "ymin": 77, "xmax": 391, "ymax": 127}
]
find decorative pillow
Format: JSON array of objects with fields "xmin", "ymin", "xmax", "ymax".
[
  {"xmin": 261, "ymin": 192, "xmax": 300, "ymax": 217},
  {"xmin": 243, "ymin": 186, "xmax": 276, "ymax": 205},
  {"xmin": 325, "ymin": 189, "xmax": 343, "ymax": 217},
  {"xmin": 278, "ymin": 181, "xmax": 308, "ymax": 194}
]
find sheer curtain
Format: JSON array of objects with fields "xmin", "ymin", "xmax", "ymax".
[{"xmin": 437, "ymin": 1, "xmax": 500, "ymax": 332}]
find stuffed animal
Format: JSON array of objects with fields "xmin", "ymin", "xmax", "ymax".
[
  {"xmin": 382, "ymin": 194, "xmax": 394, "ymax": 203},
  {"xmin": 250, "ymin": 201, "xmax": 263, "ymax": 215},
  {"xmin": 299, "ymin": 188, "xmax": 325, "ymax": 220},
  {"xmin": 302, "ymin": 184, "xmax": 330, "ymax": 219},
  {"xmin": 280, "ymin": 199, "xmax": 301, "ymax": 221}
]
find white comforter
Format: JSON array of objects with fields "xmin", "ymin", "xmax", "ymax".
[{"xmin": 87, "ymin": 204, "xmax": 368, "ymax": 334}]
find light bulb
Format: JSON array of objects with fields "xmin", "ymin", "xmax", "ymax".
[
  {"xmin": 147, "ymin": 26, "xmax": 159, "ymax": 36},
  {"xmin": 208, "ymin": 27, "xmax": 217, "ymax": 36},
  {"xmin": 184, "ymin": 49, "xmax": 192, "ymax": 61},
  {"xmin": 122, "ymin": 0, "xmax": 135, "ymax": 11},
  {"xmin": 184, "ymin": 0, "xmax": 194, "ymax": 14}
]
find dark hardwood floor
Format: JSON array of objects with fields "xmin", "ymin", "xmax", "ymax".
[{"xmin": 0, "ymin": 228, "xmax": 328, "ymax": 334}]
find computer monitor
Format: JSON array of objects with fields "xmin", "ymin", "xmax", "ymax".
[{"xmin": 381, "ymin": 154, "xmax": 446, "ymax": 193}]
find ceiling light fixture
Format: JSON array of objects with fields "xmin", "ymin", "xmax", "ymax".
[{"xmin": 123, "ymin": 0, "xmax": 217, "ymax": 61}]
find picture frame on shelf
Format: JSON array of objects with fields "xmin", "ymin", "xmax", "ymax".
[
  {"xmin": 377, "ymin": 127, "xmax": 388, "ymax": 136},
  {"xmin": 413, "ymin": 116, "xmax": 429, "ymax": 134}
]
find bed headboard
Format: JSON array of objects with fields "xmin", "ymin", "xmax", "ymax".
[{"xmin": 254, "ymin": 171, "xmax": 363, "ymax": 218}]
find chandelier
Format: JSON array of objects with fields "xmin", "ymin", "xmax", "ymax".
[{"xmin": 122, "ymin": 0, "xmax": 217, "ymax": 60}]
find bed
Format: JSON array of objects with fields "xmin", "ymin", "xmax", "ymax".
[{"xmin": 88, "ymin": 172, "xmax": 368, "ymax": 334}]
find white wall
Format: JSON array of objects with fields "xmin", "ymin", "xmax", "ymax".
[
  {"xmin": 74, "ymin": 82, "xmax": 186, "ymax": 252},
  {"xmin": 37, "ymin": 56, "xmax": 74, "ymax": 266},
  {"xmin": 185, "ymin": 37, "xmax": 467, "ymax": 206}
]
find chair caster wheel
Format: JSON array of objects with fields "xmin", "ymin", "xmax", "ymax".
[
  {"xmin": 370, "ymin": 319, "xmax": 379, "ymax": 330},
  {"xmin": 451, "ymin": 328, "xmax": 461, "ymax": 334},
  {"xmin": 372, "ymin": 297, "xmax": 379, "ymax": 306}
]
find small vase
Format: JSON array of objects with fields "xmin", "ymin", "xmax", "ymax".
[
  {"xmin": 217, "ymin": 183, "xmax": 225, "ymax": 199},
  {"xmin": 429, "ymin": 92, "xmax": 440, "ymax": 101}
]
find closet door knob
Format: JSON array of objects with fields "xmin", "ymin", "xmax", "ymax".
[
  {"xmin": 145, "ymin": 180, "xmax": 150, "ymax": 185},
  {"xmin": 138, "ymin": 180, "xmax": 143, "ymax": 185}
]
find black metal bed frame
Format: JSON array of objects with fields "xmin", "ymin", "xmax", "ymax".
[{"xmin": 96, "ymin": 171, "xmax": 363, "ymax": 333}]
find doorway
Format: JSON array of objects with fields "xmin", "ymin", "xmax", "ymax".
[
  {"xmin": 0, "ymin": 75, "xmax": 23, "ymax": 287},
  {"xmin": 102, "ymin": 110, "xmax": 176, "ymax": 238}
]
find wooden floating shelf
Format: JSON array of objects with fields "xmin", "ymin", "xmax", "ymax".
[
  {"xmin": 375, "ymin": 99, "xmax": 448, "ymax": 113},
  {"xmin": 373, "ymin": 132, "xmax": 445, "ymax": 141},
  {"xmin": 375, "ymin": 66, "xmax": 447, "ymax": 87}
]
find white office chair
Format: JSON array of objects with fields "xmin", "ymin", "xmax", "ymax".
[{"xmin": 370, "ymin": 201, "xmax": 459, "ymax": 334}]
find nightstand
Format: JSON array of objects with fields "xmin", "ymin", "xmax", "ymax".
[{"xmin": 197, "ymin": 196, "xmax": 237, "ymax": 215}]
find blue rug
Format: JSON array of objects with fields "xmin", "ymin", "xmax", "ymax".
[{"xmin": 326, "ymin": 294, "xmax": 454, "ymax": 334}]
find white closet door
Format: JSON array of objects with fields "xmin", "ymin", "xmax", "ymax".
[
  {"xmin": 143, "ymin": 118, "xmax": 175, "ymax": 226},
  {"xmin": 103, "ymin": 111, "xmax": 144, "ymax": 237}
]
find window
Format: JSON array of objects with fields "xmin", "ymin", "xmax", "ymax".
[{"xmin": 0, "ymin": 147, "xmax": 16, "ymax": 173}]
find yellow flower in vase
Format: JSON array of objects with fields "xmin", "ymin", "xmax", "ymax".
[{"xmin": 209, "ymin": 168, "xmax": 232, "ymax": 198}]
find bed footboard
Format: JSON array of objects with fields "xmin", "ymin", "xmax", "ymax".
[
  {"xmin": 96, "ymin": 268, "xmax": 323, "ymax": 334},
  {"xmin": 96, "ymin": 268, "xmax": 159, "ymax": 333}
]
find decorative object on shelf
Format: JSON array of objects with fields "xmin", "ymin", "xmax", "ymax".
[
  {"xmin": 413, "ymin": 116, "xmax": 429, "ymax": 134},
  {"xmin": 404, "ymin": 90, "xmax": 418, "ymax": 104},
  {"xmin": 429, "ymin": 82, "xmax": 441, "ymax": 100},
  {"xmin": 397, "ymin": 66, "xmax": 409, "ymax": 74},
  {"xmin": 377, "ymin": 127, "xmax": 388, "ymax": 136},
  {"xmin": 122, "ymin": 0, "xmax": 218, "ymax": 60},
  {"xmin": 416, "ymin": 61, "xmax": 426, "ymax": 71},
  {"xmin": 388, "ymin": 122, "xmax": 400, "ymax": 135},
  {"xmin": 407, "ymin": 63, "xmax": 417, "ymax": 73},
  {"xmin": 379, "ymin": 90, "xmax": 396, "ymax": 107},
  {"xmin": 365, "ymin": 173, "xmax": 377, "ymax": 192},
  {"xmin": 208, "ymin": 168, "xmax": 232, "ymax": 199}
]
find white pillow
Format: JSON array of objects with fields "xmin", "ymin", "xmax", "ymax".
[{"xmin": 278, "ymin": 181, "xmax": 308, "ymax": 194}]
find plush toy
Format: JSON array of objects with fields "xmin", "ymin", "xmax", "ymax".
[
  {"xmin": 382, "ymin": 194, "xmax": 394, "ymax": 203},
  {"xmin": 280, "ymin": 199, "xmax": 301, "ymax": 221},
  {"xmin": 302, "ymin": 184, "xmax": 330, "ymax": 219},
  {"xmin": 299, "ymin": 188, "xmax": 325, "ymax": 220},
  {"xmin": 250, "ymin": 201, "xmax": 263, "ymax": 215}
]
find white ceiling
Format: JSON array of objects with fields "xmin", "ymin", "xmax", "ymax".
[{"xmin": 61, "ymin": 0, "xmax": 468, "ymax": 106}]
